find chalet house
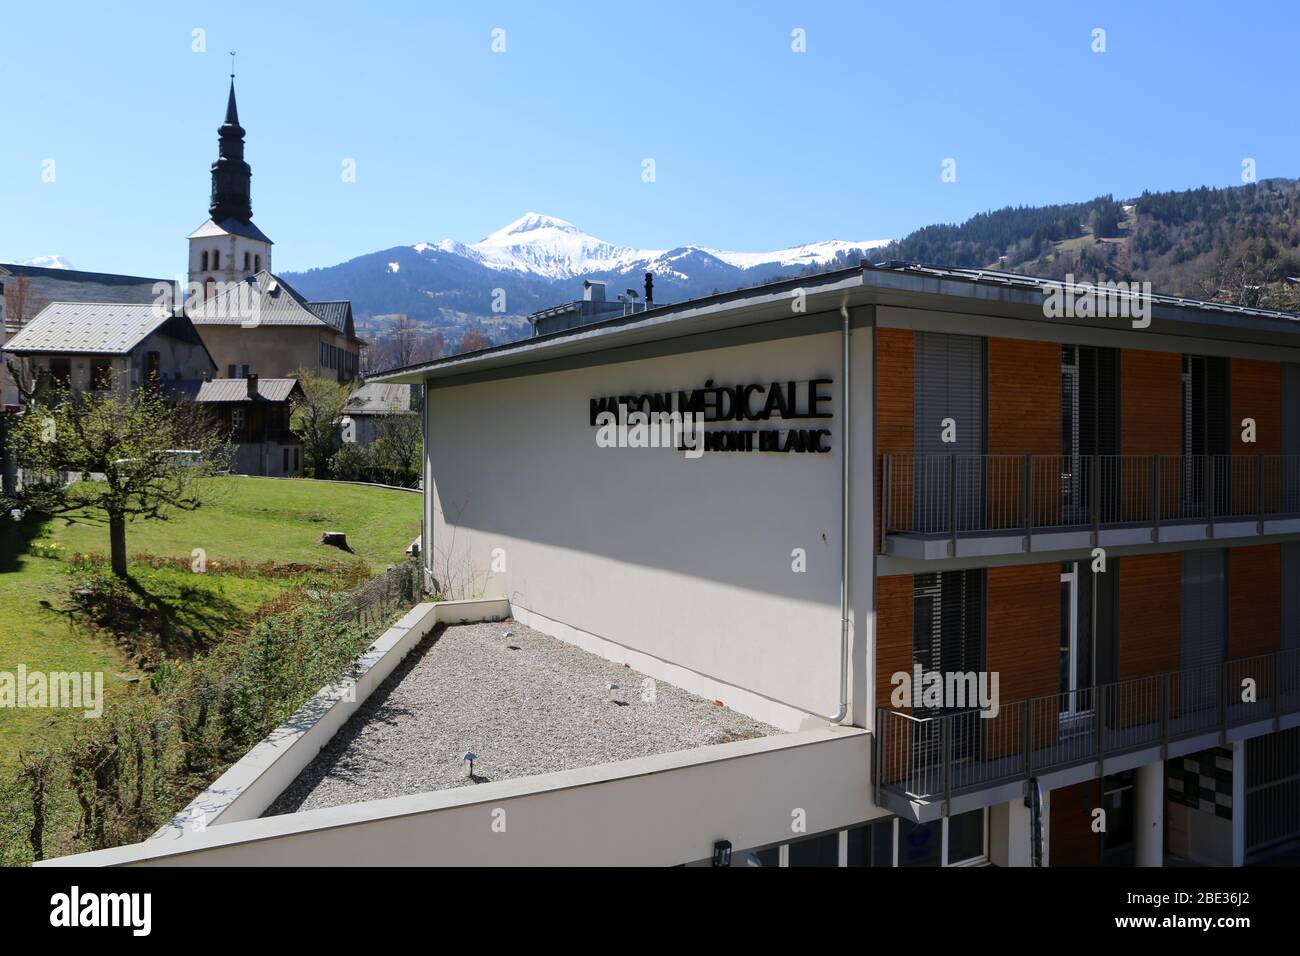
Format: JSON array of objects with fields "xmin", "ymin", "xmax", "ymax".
[
  {"xmin": 1, "ymin": 263, "xmax": 168, "ymax": 407},
  {"xmin": 191, "ymin": 375, "xmax": 303, "ymax": 477},
  {"xmin": 3, "ymin": 301, "xmax": 215, "ymax": 399},
  {"xmin": 341, "ymin": 382, "xmax": 421, "ymax": 446}
]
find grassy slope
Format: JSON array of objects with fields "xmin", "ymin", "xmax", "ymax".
[
  {"xmin": 52, "ymin": 476, "xmax": 421, "ymax": 575},
  {"xmin": 0, "ymin": 477, "xmax": 420, "ymax": 762}
]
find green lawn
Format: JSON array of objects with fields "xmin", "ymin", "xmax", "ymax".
[
  {"xmin": 51, "ymin": 476, "xmax": 422, "ymax": 575},
  {"xmin": 0, "ymin": 477, "xmax": 421, "ymax": 763}
]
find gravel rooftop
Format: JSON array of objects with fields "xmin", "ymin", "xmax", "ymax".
[{"xmin": 265, "ymin": 620, "xmax": 778, "ymax": 816}]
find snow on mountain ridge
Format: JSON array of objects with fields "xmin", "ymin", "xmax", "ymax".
[
  {"xmin": 413, "ymin": 213, "xmax": 888, "ymax": 280},
  {"xmin": 20, "ymin": 254, "xmax": 75, "ymax": 270}
]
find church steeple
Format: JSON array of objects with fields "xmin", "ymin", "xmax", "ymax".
[{"xmin": 209, "ymin": 78, "xmax": 253, "ymax": 223}]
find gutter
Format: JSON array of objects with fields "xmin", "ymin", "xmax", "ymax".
[{"xmin": 826, "ymin": 303, "xmax": 852, "ymax": 723}]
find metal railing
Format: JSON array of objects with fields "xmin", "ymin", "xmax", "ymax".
[
  {"xmin": 880, "ymin": 453, "xmax": 1300, "ymax": 546},
  {"xmin": 876, "ymin": 648, "xmax": 1300, "ymax": 811}
]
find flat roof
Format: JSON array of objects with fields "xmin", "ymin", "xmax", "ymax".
[
  {"xmin": 371, "ymin": 261, "xmax": 1300, "ymax": 385},
  {"xmin": 264, "ymin": 620, "xmax": 777, "ymax": 816}
]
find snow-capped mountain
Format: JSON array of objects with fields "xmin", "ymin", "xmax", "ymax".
[
  {"xmin": 20, "ymin": 254, "xmax": 75, "ymax": 270},
  {"xmin": 409, "ymin": 212, "xmax": 886, "ymax": 281},
  {"xmin": 282, "ymin": 213, "xmax": 889, "ymax": 342}
]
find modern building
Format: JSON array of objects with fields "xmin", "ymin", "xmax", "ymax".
[
  {"xmin": 360, "ymin": 261, "xmax": 1300, "ymax": 867},
  {"xmin": 3, "ymin": 301, "xmax": 215, "ymax": 398},
  {"xmin": 184, "ymin": 81, "xmax": 363, "ymax": 383},
  {"xmin": 191, "ymin": 376, "xmax": 304, "ymax": 477}
]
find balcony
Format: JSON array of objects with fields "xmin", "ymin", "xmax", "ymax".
[
  {"xmin": 875, "ymin": 649, "xmax": 1300, "ymax": 822},
  {"xmin": 880, "ymin": 453, "xmax": 1300, "ymax": 559}
]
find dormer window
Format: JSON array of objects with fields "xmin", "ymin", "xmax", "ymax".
[{"xmin": 201, "ymin": 251, "xmax": 209, "ymax": 271}]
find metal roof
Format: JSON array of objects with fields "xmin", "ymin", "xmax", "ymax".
[
  {"xmin": 188, "ymin": 272, "xmax": 355, "ymax": 338},
  {"xmin": 186, "ymin": 217, "xmax": 274, "ymax": 244},
  {"xmin": 3, "ymin": 301, "xmax": 175, "ymax": 354},
  {"xmin": 195, "ymin": 377, "xmax": 299, "ymax": 403},
  {"xmin": 871, "ymin": 261, "xmax": 1300, "ymax": 323},
  {"xmin": 306, "ymin": 300, "xmax": 352, "ymax": 334},
  {"xmin": 343, "ymin": 382, "xmax": 414, "ymax": 415}
]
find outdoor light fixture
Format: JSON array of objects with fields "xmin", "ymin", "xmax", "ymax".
[{"xmin": 712, "ymin": 840, "xmax": 732, "ymax": 867}]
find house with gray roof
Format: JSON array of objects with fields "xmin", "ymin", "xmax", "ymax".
[
  {"xmin": 190, "ymin": 375, "xmax": 304, "ymax": 477},
  {"xmin": 3, "ymin": 301, "xmax": 215, "ymax": 403},
  {"xmin": 188, "ymin": 270, "xmax": 363, "ymax": 383},
  {"xmin": 341, "ymin": 381, "xmax": 422, "ymax": 446}
]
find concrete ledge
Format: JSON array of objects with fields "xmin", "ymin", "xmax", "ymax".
[
  {"xmin": 42, "ymin": 726, "xmax": 872, "ymax": 867},
  {"xmin": 151, "ymin": 597, "xmax": 508, "ymax": 840}
]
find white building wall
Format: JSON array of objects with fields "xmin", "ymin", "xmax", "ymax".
[{"xmin": 423, "ymin": 316, "xmax": 875, "ymax": 731}]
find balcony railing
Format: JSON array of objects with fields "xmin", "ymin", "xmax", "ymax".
[
  {"xmin": 880, "ymin": 453, "xmax": 1300, "ymax": 553},
  {"xmin": 875, "ymin": 648, "xmax": 1300, "ymax": 818}
]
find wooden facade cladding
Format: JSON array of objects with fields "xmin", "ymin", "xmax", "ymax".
[
  {"xmin": 1118, "ymin": 552, "xmax": 1181, "ymax": 679},
  {"xmin": 876, "ymin": 328, "xmax": 914, "ymax": 544},
  {"xmin": 876, "ymin": 327, "xmax": 915, "ymax": 455},
  {"xmin": 1120, "ymin": 350, "xmax": 1182, "ymax": 456},
  {"xmin": 1229, "ymin": 544, "xmax": 1282, "ymax": 659},
  {"xmin": 985, "ymin": 563, "xmax": 1059, "ymax": 703},
  {"xmin": 875, "ymin": 574, "xmax": 914, "ymax": 713},
  {"xmin": 1230, "ymin": 358, "xmax": 1281, "ymax": 455},
  {"xmin": 987, "ymin": 339, "xmax": 1060, "ymax": 456}
]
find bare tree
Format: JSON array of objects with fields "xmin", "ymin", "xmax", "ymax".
[{"xmin": 366, "ymin": 315, "xmax": 446, "ymax": 373}]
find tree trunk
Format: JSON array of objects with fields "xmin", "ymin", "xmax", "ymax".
[{"xmin": 109, "ymin": 512, "xmax": 128, "ymax": 578}]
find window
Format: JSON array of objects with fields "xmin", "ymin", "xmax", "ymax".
[
  {"xmin": 283, "ymin": 447, "xmax": 290, "ymax": 473},
  {"xmin": 321, "ymin": 342, "xmax": 327, "ymax": 366},
  {"xmin": 898, "ymin": 820, "xmax": 943, "ymax": 867},
  {"xmin": 241, "ymin": 364, "xmax": 250, "ymax": 378},
  {"xmin": 293, "ymin": 447, "xmax": 300, "ymax": 472},
  {"xmin": 204, "ymin": 277, "xmax": 215, "ymax": 300},
  {"xmin": 227, "ymin": 364, "xmax": 237, "ymax": 379},
  {"xmin": 787, "ymin": 832, "xmax": 839, "ymax": 867},
  {"xmin": 244, "ymin": 252, "xmax": 251, "ymax": 271},
  {"xmin": 212, "ymin": 250, "xmax": 220, "ymax": 270},
  {"xmin": 945, "ymin": 809, "xmax": 987, "ymax": 865},
  {"xmin": 145, "ymin": 351, "xmax": 161, "ymax": 388},
  {"xmin": 846, "ymin": 819, "xmax": 895, "ymax": 867},
  {"xmin": 254, "ymin": 255, "xmax": 261, "ymax": 271},
  {"xmin": 231, "ymin": 407, "xmax": 246, "ymax": 432},
  {"xmin": 899, "ymin": 810, "xmax": 987, "ymax": 867},
  {"xmin": 91, "ymin": 359, "xmax": 113, "ymax": 391},
  {"xmin": 48, "ymin": 358, "xmax": 71, "ymax": 389},
  {"xmin": 201, "ymin": 251, "xmax": 209, "ymax": 271}
]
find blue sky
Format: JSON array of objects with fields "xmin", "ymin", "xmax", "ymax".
[{"xmin": 2, "ymin": 1, "xmax": 1296, "ymax": 277}]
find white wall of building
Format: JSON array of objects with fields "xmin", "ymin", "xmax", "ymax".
[{"xmin": 423, "ymin": 313, "xmax": 875, "ymax": 731}]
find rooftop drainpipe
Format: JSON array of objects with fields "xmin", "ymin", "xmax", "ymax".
[{"xmin": 826, "ymin": 303, "xmax": 851, "ymax": 724}]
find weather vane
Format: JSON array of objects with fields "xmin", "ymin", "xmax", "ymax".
[{"xmin": 230, "ymin": 50, "xmax": 236, "ymax": 80}]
